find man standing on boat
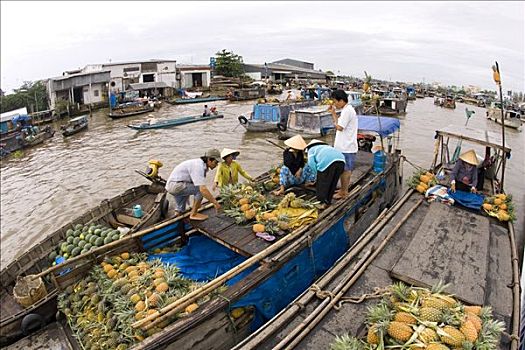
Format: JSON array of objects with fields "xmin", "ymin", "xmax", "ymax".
[
  {"xmin": 329, "ymin": 89, "xmax": 358, "ymax": 199},
  {"xmin": 165, "ymin": 149, "xmax": 222, "ymax": 221}
]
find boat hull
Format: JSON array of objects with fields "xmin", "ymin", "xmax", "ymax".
[
  {"xmin": 108, "ymin": 105, "xmax": 154, "ymax": 119},
  {"xmin": 62, "ymin": 123, "xmax": 88, "ymax": 137},
  {"xmin": 168, "ymin": 96, "xmax": 226, "ymax": 105},
  {"xmin": 128, "ymin": 114, "xmax": 224, "ymax": 130},
  {"xmin": 487, "ymin": 116, "xmax": 522, "ymax": 130}
]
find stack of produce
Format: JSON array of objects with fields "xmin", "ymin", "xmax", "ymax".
[
  {"xmin": 330, "ymin": 282, "xmax": 505, "ymax": 350},
  {"xmin": 407, "ymin": 170, "xmax": 437, "ymax": 194},
  {"xmin": 49, "ymin": 223, "xmax": 122, "ymax": 265},
  {"xmin": 57, "ymin": 252, "xmax": 227, "ymax": 350},
  {"xmin": 482, "ymin": 193, "xmax": 515, "ymax": 222}
]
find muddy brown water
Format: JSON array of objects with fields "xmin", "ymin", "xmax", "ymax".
[{"xmin": 1, "ymin": 98, "xmax": 523, "ymax": 269}]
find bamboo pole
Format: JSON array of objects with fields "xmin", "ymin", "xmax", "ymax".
[
  {"xmin": 132, "ymin": 216, "xmax": 320, "ymax": 331},
  {"xmin": 507, "ymin": 222, "xmax": 521, "ymax": 350},
  {"xmin": 278, "ymin": 197, "xmax": 423, "ymax": 350},
  {"xmin": 495, "ymin": 62, "xmax": 506, "ymax": 191}
]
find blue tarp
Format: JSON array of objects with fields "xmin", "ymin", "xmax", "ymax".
[
  {"xmin": 447, "ymin": 189, "xmax": 485, "ymax": 210},
  {"xmin": 357, "ymin": 115, "xmax": 401, "ymax": 137}
]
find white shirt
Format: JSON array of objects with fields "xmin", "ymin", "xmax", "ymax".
[
  {"xmin": 333, "ymin": 103, "xmax": 358, "ymax": 153},
  {"xmin": 166, "ymin": 159, "xmax": 207, "ymax": 186}
]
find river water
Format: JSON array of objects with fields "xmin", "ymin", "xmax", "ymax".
[{"xmin": 1, "ymin": 98, "xmax": 524, "ymax": 268}]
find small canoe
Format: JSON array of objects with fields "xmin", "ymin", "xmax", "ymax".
[
  {"xmin": 61, "ymin": 115, "xmax": 88, "ymax": 137},
  {"xmin": 168, "ymin": 96, "xmax": 227, "ymax": 105},
  {"xmin": 108, "ymin": 104, "xmax": 154, "ymax": 119},
  {"xmin": 0, "ymin": 182, "xmax": 167, "ymax": 347},
  {"xmin": 127, "ymin": 114, "xmax": 224, "ymax": 130}
]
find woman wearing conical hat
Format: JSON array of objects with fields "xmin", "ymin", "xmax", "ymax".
[
  {"xmin": 450, "ymin": 149, "xmax": 479, "ymax": 193},
  {"xmin": 273, "ymin": 135, "xmax": 316, "ymax": 196},
  {"xmin": 213, "ymin": 148, "xmax": 253, "ymax": 189}
]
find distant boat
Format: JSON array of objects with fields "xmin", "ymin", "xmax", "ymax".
[
  {"xmin": 377, "ymin": 96, "xmax": 408, "ymax": 116},
  {"xmin": 486, "ymin": 103, "xmax": 522, "ymax": 131},
  {"xmin": 108, "ymin": 103, "xmax": 154, "ymax": 119},
  {"xmin": 61, "ymin": 115, "xmax": 88, "ymax": 137},
  {"xmin": 442, "ymin": 96, "xmax": 456, "ymax": 109},
  {"xmin": 228, "ymin": 87, "xmax": 266, "ymax": 101},
  {"xmin": 168, "ymin": 96, "xmax": 227, "ymax": 105},
  {"xmin": 127, "ymin": 113, "xmax": 224, "ymax": 130}
]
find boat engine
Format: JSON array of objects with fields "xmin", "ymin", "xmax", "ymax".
[
  {"xmin": 145, "ymin": 159, "xmax": 163, "ymax": 179},
  {"xmin": 357, "ymin": 134, "xmax": 376, "ymax": 152}
]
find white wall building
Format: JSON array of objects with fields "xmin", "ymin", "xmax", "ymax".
[{"xmin": 176, "ymin": 65, "xmax": 211, "ymax": 89}]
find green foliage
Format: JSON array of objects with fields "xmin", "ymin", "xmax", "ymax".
[
  {"xmin": 214, "ymin": 49, "xmax": 244, "ymax": 77},
  {"xmin": 1, "ymin": 81, "xmax": 49, "ymax": 113}
]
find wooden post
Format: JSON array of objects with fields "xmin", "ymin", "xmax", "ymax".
[{"xmin": 495, "ymin": 62, "xmax": 506, "ymax": 192}]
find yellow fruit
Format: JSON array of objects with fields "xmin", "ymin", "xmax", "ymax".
[
  {"xmin": 422, "ymin": 296, "xmax": 449, "ymax": 310},
  {"xmin": 149, "ymin": 293, "xmax": 161, "ymax": 307},
  {"xmin": 147, "ymin": 309, "xmax": 158, "ymax": 316},
  {"xmin": 495, "ymin": 193, "xmax": 507, "ymax": 201},
  {"xmin": 262, "ymin": 212, "xmax": 276, "ymax": 220},
  {"xmin": 135, "ymin": 300, "xmax": 146, "ymax": 312},
  {"xmin": 419, "ymin": 307, "xmax": 443, "ymax": 322},
  {"xmin": 440, "ymin": 326, "xmax": 465, "ymax": 347},
  {"xmin": 426, "ymin": 344, "xmax": 450, "ymax": 350},
  {"xmin": 497, "ymin": 211, "xmax": 510, "ymax": 221},
  {"xmin": 394, "ymin": 312, "xmax": 417, "ymax": 324},
  {"xmin": 460, "ymin": 319, "xmax": 478, "ymax": 342},
  {"xmin": 465, "ymin": 313, "xmax": 482, "ymax": 332},
  {"xmin": 238, "ymin": 198, "xmax": 250, "ymax": 206},
  {"xmin": 419, "ymin": 327, "xmax": 438, "ymax": 344},
  {"xmin": 231, "ymin": 308, "xmax": 245, "ymax": 319},
  {"xmin": 119, "ymin": 262, "xmax": 129, "ymax": 271},
  {"xmin": 240, "ymin": 204, "xmax": 251, "ymax": 212},
  {"xmin": 107, "ymin": 269, "xmax": 118, "ymax": 279},
  {"xmin": 135, "ymin": 311, "xmax": 145, "ymax": 321},
  {"xmin": 463, "ymin": 305, "xmax": 481, "ymax": 316},
  {"xmin": 494, "ymin": 198, "xmax": 503, "ymax": 205},
  {"xmin": 278, "ymin": 221, "xmax": 290, "ymax": 231},
  {"xmin": 253, "ymin": 224, "xmax": 265, "ymax": 233},
  {"xmin": 416, "ymin": 184, "xmax": 427, "ymax": 193},
  {"xmin": 499, "ymin": 203, "xmax": 507, "ymax": 210},
  {"xmin": 103, "ymin": 264, "xmax": 114, "ymax": 273},
  {"xmin": 244, "ymin": 209, "xmax": 256, "ymax": 220},
  {"xmin": 387, "ymin": 321, "xmax": 413, "ymax": 342},
  {"xmin": 185, "ymin": 303, "xmax": 199, "ymax": 313},
  {"xmin": 156, "ymin": 282, "xmax": 169, "ymax": 293},
  {"xmin": 130, "ymin": 293, "xmax": 142, "ymax": 304},
  {"xmin": 367, "ymin": 324, "xmax": 380, "ymax": 344},
  {"xmin": 425, "ymin": 172, "xmax": 435, "ymax": 179},
  {"xmin": 153, "ymin": 278, "xmax": 166, "ymax": 287},
  {"xmin": 482, "ymin": 203, "xmax": 493, "ymax": 211},
  {"xmin": 420, "ymin": 175, "xmax": 431, "ymax": 183},
  {"xmin": 125, "ymin": 266, "xmax": 138, "ymax": 274},
  {"xmin": 153, "ymin": 270, "xmax": 164, "ymax": 279},
  {"xmin": 128, "ymin": 270, "xmax": 139, "ymax": 279},
  {"xmin": 120, "ymin": 252, "xmax": 130, "ymax": 260},
  {"xmin": 419, "ymin": 182, "xmax": 429, "ymax": 190}
]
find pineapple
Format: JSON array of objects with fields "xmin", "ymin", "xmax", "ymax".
[
  {"xmin": 366, "ymin": 324, "xmax": 380, "ymax": 344},
  {"xmin": 460, "ymin": 319, "xmax": 478, "ymax": 342},
  {"xmin": 465, "ymin": 313, "xmax": 482, "ymax": 332},
  {"xmin": 394, "ymin": 312, "xmax": 417, "ymax": 324},
  {"xmin": 387, "ymin": 321, "xmax": 413, "ymax": 342},
  {"xmin": 440, "ymin": 326, "xmax": 465, "ymax": 347},
  {"xmin": 422, "ymin": 296, "xmax": 450, "ymax": 310},
  {"xmin": 426, "ymin": 344, "xmax": 450, "ymax": 350},
  {"xmin": 419, "ymin": 307, "xmax": 443, "ymax": 322},
  {"xmin": 463, "ymin": 305, "xmax": 481, "ymax": 316},
  {"xmin": 418, "ymin": 327, "xmax": 438, "ymax": 344}
]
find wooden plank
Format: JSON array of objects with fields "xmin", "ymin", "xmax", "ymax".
[{"xmin": 390, "ymin": 202, "xmax": 490, "ymax": 305}]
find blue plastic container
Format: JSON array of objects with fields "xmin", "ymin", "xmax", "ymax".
[
  {"xmin": 133, "ymin": 205, "xmax": 143, "ymax": 218},
  {"xmin": 373, "ymin": 150, "xmax": 386, "ymax": 173}
]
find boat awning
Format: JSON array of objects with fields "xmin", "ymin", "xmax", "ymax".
[
  {"xmin": 129, "ymin": 82, "xmax": 170, "ymax": 90},
  {"xmin": 1, "ymin": 107, "xmax": 28, "ymax": 123},
  {"xmin": 357, "ymin": 116, "xmax": 400, "ymax": 137},
  {"xmin": 436, "ymin": 125, "xmax": 511, "ymax": 153}
]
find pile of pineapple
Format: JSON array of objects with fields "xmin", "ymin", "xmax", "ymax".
[
  {"xmin": 58, "ymin": 252, "xmax": 226, "ymax": 350},
  {"xmin": 331, "ymin": 282, "xmax": 505, "ymax": 350},
  {"xmin": 482, "ymin": 193, "xmax": 515, "ymax": 222},
  {"xmin": 408, "ymin": 170, "xmax": 437, "ymax": 194}
]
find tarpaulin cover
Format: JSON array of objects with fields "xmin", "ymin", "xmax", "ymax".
[
  {"xmin": 447, "ymin": 189, "xmax": 485, "ymax": 210},
  {"xmin": 357, "ymin": 115, "xmax": 400, "ymax": 137},
  {"xmin": 148, "ymin": 220, "xmax": 350, "ymax": 330}
]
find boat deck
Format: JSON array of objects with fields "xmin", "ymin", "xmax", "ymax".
[
  {"xmin": 190, "ymin": 152, "xmax": 373, "ymax": 259},
  {"xmin": 237, "ymin": 194, "xmax": 514, "ymax": 349}
]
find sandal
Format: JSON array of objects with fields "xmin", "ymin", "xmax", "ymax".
[{"xmin": 255, "ymin": 232, "xmax": 276, "ymax": 242}]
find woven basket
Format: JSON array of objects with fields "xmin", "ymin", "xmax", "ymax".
[{"xmin": 13, "ymin": 275, "xmax": 47, "ymax": 308}]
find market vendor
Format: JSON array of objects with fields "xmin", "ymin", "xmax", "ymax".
[
  {"xmin": 165, "ymin": 149, "xmax": 222, "ymax": 221},
  {"xmin": 305, "ymin": 139, "xmax": 345, "ymax": 208},
  {"xmin": 213, "ymin": 148, "xmax": 253, "ymax": 189},
  {"xmin": 450, "ymin": 149, "xmax": 478, "ymax": 193},
  {"xmin": 273, "ymin": 135, "xmax": 316, "ymax": 196}
]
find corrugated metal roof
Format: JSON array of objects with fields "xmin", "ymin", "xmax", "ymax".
[
  {"xmin": 1, "ymin": 107, "xmax": 28, "ymax": 122},
  {"xmin": 50, "ymin": 70, "xmax": 111, "ymax": 81}
]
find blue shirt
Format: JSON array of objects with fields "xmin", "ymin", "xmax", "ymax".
[{"xmin": 307, "ymin": 145, "xmax": 345, "ymax": 172}]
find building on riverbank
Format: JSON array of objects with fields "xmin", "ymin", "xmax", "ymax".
[
  {"xmin": 242, "ymin": 58, "xmax": 330, "ymax": 85},
  {"xmin": 177, "ymin": 64, "xmax": 212, "ymax": 89}
]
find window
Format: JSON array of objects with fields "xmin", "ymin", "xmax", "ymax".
[
  {"xmin": 123, "ymin": 67, "xmax": 140, "ymax": 73},
  {"xmin": 143, "ymin": 74, "xmax": 155, "ymax": 83},
  {"xmin": 94, "ymin": 90, "xmax": 99, "ymax": 97}
]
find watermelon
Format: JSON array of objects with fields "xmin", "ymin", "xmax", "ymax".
[
  {"xmin": 104, "ymin": 237, "xmax": 112, "ymax": 245},
  {"xmin": 80, "ymin": 248, "xmax": 88, "ymax": 255},
  {"xmin": 66, "ymin": 244, "xmax": 75, "ymax": 254},
  {"xmin": 48, "ymin": 251, "xmax": 58, "ymax": 262},
  {"xmin": 94, "ymin": 229, "xmax": 102, "ymax": 235},
  {"xmin": 89, "ymin": 236, "xmax": 97, "ymax": 244},
  {"xmin": 111, "ymin": 234, "xmax": 120, "ymax": 241},
  {"xmin": 73, "ymin": 237, "xmax": 80, "ymax": 245},
  {"xmin": 84, "ymin": 243, "xmax": 92, "ymax": 251},
  {"xmin": 60, "ymin": 242, "xmax": 68, "ymax": 252},
  {"xmin": 95, "ymin": 237, "xmax": 104, "ymax": 247},
  {"xmin": 82, "ymin": 226, "xmax": 89, "ymax": 232},
  {"xmin": 85, "ymin": 234, "xmax": 93, "ymax": 242},
  {"xmin": 71, "ymin": 247, "xmax": 81, "ymax": 257},
  {"xmin": 78, "ymin": 240, "xmax": 86, "ymax": 248},
  {"xmin": 74, "ymin": 224, "xmax": 83, "ymax": 231},
  {"xmin": 66, "ymin": 229, "xmax": 74, "ymax": 236},
  {"xmin": 67, "ymin": 236, "xmax": 74, "ymax": 244}
]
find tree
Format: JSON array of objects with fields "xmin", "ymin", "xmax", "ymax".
[
  {"xmin": 214, "ymin": 49, "xmax": 244, "ymax": 78},
  {"xmin": 1, "ymin": 80, "xmax": 49, "ymax": 113}
]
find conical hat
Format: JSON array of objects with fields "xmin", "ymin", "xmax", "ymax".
[
  {"xmin": 305, "ymin": 139, "xmax": 327, "ymax": 150},
  {"xmin": 220, "ymin": 148, "xmax": 240, "ymax": 159},
  {"xmin": 284, "ymin": 135, "xmax": 307, "ymax": 150},
  {"xmin": 459, "ymin": 149, "xmax": 478, "ymax": 165}
]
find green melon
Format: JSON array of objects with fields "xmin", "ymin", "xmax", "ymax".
[
  {"xmin": 66, "ymin": 229, "xmax": 74, "ymax": 236},
  {"xmin": 74, "ymin": 224, "xmax": 83, "ymax": 231},
  {"xmin": 66, "ymin": 244, "xmax": 75, "ymax": 254},
  {"xmin": 78, "ymin": 240, "xmax": 86, "ymax": 248},
  {"xmin": 71, "ymin": 247, "xmax": 81, "ymax": 257},
  {"xmin": 95, "ymin": 237, "xmax": 104, "ymax": 247},
  {"xmin": 111, "ymin": 234, "xmax": 120, "ymax": 241},
  {"xmin": 85, "ymin": 234, "xmax": 93, "ymax": 242},
  {"xmin": 89, "ymin": 236, "xmax": 97, "ymax": 244},
  {"xmin": 73, "ymin": 237, "xmax": 80, "ymax": 245},
  {"xmin": 67, "ymin": 236, "xmax": 74, "ymax": 244},
  {"xmin": 60, "ymin": 242, "xmax": 68, "ymax": 252},
  {"xmin": 48, "ymin": 251, "xmax": 58, "ymax": 262},
  {"xmin": 82, "ymin": 226, "xmax": 89, "ymax": 232},
  {"xmin": 94, "ymin": 229, "xmax": 102, "ymax": 235},
  {"xmin": 80, "ymin": 248, "xmax": 88, "ymax": 255},
  {"xmin": 104, "ymin": 237, "xmax": 112, "ymax": 245},
  {"xmin": 84, "ymin": 243, "xmax": 92, "ymax": 251}
]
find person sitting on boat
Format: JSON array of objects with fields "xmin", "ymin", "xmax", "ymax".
[
  {"xmin": 203, "ymin": 105, "xmax": 211, "ymax": 117},
  {"xmin": 305, "ymin": 139, "xmax": 345, "ymax": 209},
  {"xmin": 450, "ymin": 149, "xmax": 479, "ymax": 193},
  {"xmin": 165, "ymin": 149, "xmax": 222, "ymax": 221},
  {"xmin": 210, "ymin": 106, "xmax": 218, "ymax": 115},
  {"xmin": 329, "ymin": 89, "xmax": 358, "ymax": 200},
  {"xmin": 213, "ymin": 149, "xmax": 253, "ymax": 190},
  {"xmin": 273, "ymin": 135, "xmax": 316, "ymax": 196}
]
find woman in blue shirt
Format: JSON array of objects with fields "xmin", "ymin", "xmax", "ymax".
[{"xmin": 305, "ymin": 139, "xmax": 345, "ymax": 208}]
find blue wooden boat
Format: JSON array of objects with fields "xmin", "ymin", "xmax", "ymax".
[
  {"xmin": 168, "ymin": 96, "xmax": 226, "ymax": 105},
  {"xmin": 127, "ymin": 113, "xmax": 224, "ymax": 130},
  {"xmin": 61, "ymin": 115, "xmax": 88, "ymax": 137}
]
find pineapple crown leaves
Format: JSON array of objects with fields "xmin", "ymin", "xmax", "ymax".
[
  {"xmin": 330, "ymin": 334, "xmax": 367, "ymax": 350},
  {"xmin": 389, "ymin": 281, "xmax": 412, "ymax": 302},
  {"xmin": 479, "ymin": 306, "xmax": 494, "ymax": 322},
  {"xmin": 430, "ymin": 280, "xmax": 451, "ymax": 295},
  {"xmin": 366, "ymin": 300, "xmax": 394, "ymax": 324}
]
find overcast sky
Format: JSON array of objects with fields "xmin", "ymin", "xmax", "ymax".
[{"xmin": 1, "ymin": 1, "xmax": 524, "ymax": 93}]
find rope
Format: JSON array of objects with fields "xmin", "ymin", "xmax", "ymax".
[
  {"xmin": 334, "ymin": 287, "xmax": 390, "ymax": 310},
  {"xmin": 400, "ymin": 155, "xmax": 426, "ymax": 171},
  {"xmin": 309, "ymin": 284, "xmax": 335, "ymax": 300}
]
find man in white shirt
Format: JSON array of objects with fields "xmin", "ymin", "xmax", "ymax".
[
  {"xmin": 329, "ymin": 90, "xmax": 358, "ymax": 199},
  {"xmin": 165, "ymin": 149, "xmax": 222, "ymax": 221}
]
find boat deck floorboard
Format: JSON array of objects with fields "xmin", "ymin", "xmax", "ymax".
[{"xmin": 191, "ymin": 153, "xmax": 373, "ymax": 259}]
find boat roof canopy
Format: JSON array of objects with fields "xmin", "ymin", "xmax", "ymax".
[
  {"xmin": 358, "ymin": 115, "xmax": 400, "ymax": 137},
  {"xmin": 436, "ymin": 125, "xmax": 511, "ymax": 153},
  {"xmin": 70, "ymin": 115, "xmax": 88, "ymax": 122}
]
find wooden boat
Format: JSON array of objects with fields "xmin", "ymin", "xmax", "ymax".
[
  {"xmin": 277, "ymin": 106, "xmax": 336, "ymax": 139},
  {"xmin": 228, "ymin": 87, "xmax": 266, "ymax": 101},
  {"xmin": 486, "ymin": 103, "xmax": 523, "ymax": 131},
  {"xmin": 8, "ymin": 128, "xmax": 403, "ymax": 349},
  {"xmin": 377, "ymin": 97, "xmax": 407, "ymax": 117},
  {"xmin": 234, "ymin": 125, "xmax": 520, "ymax": 350},
  {"xmin": 238, "ymin": 101, "xmax": 317, "ymax": 132},
  {"xmin": 168, "ymin": 96, "xmax": 226, "ymax": 105},
  {"xmin": 128, "ymin": 113, "xmax": 224, "ymax": 130},
  {"xmin": 108, "ymin": 103, "xmax": 154, "ymax": 119},
  {"xmin": 61, "ymin": 115, "xmax": 88, "ymax": 137},
  {"xmin": 0, "ymin": 181, "xmax": 167, "ymax": 347}
]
